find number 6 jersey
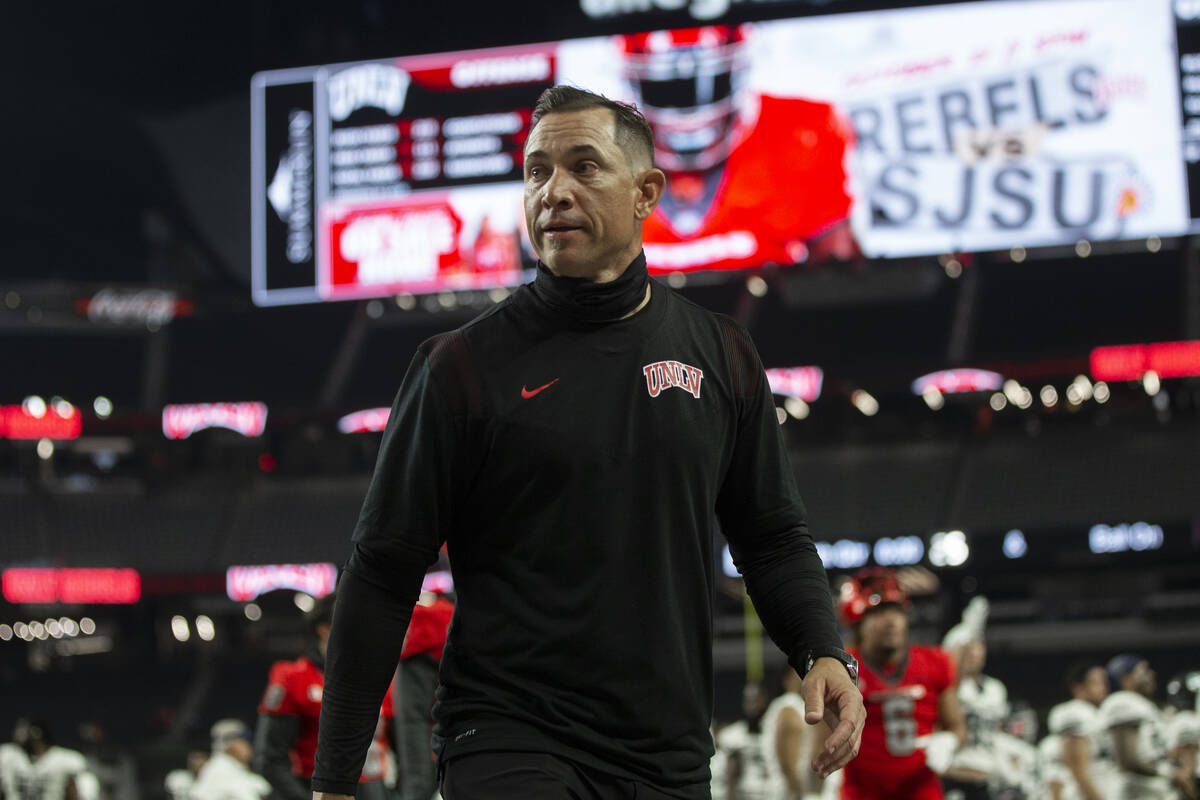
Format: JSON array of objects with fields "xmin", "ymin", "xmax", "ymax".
[{"xmin": 843, "ymin": 645, "xmax": 957, "ymax": 800}]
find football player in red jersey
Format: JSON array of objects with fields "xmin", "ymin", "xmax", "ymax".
[
  {"xmin": 253, "ymin": 594, "xmax": 397, "ymax": 800},
  {"xmin": 831, "ymin": 568, "xmax": 966, "ymax": 800},
  {"xmin": 621, "ymin": 25, "xmax": 860, "ymax": 273},
  {"xmin": 393, "ymin": 578, "xmax": 455, "ymax": 800}
]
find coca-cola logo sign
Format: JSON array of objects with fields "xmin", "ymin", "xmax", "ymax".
[
  {"xmin": 226, "ymin": 563, "xmax": 337, "ymax": 602},
  {"xmin": 162, "ymin": 402, "xmax": 268, "ymax": 440},
  {"xmin": 78, "ymin": 289, "xmax": 191, "ymax": 326}
]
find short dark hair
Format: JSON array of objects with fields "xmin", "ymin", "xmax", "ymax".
[
  {"xmin": 1065, "ymin": 661, "xmax": 1102, "ymax": 691},
  {"xmin": 530, "ymin": 85, "xmax": 655, "ymax": 168}
]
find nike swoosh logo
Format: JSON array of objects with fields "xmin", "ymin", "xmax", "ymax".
[{"xmin": 521, "ymin": 378, "xmax": 559, "ymax": 399}]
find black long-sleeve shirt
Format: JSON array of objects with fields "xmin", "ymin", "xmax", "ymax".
[{"xmin": 312, "ymin": 255, "xmax": 842, "ymax": 798}]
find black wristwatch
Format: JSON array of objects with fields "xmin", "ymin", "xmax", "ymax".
[{"xmin": 798, "ymin": 646, "xmax": 859, "ymax": 684}]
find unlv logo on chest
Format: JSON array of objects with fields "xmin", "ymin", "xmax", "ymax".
[{"xmin": 643, "ymin": 360, "xmax": 704, "ymax": 399}]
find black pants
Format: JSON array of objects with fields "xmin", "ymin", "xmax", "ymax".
[{"xmin": 440, "ymin": 751, "xmax": 693, "ymax": 800}]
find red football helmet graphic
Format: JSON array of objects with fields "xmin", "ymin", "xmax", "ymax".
[{"xmin": 620, "ymin": 26, "xmax": 748, "ymax": 171}]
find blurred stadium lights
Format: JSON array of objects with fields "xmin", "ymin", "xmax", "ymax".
[
  {"xmin": 990, "ymin": 393, "xmax": 1007, "ymax": 411},
  {"xmin": 922, "ymin": 387, "xmax": 944, "ymax": 410},
  {"xmin": 293, "ymin": 592, "xmax": 315, "ymax": 612},
  {"xmin": 22, "ymin": 396, "xmax": 46, "ymax": 418},
  {"xmin": 1090, "ymin": 341, "xmax": 1200, "ymax": 381},
  {"xmin": 783, "ymin": 396, "xmax": 809, "ymax": 420},
  {"xmin": 1003, "ymin": 529, "xmax": 1028, "ymax": 559},
  {"xmin": 1093, "ymin": 381, "xmax": 1111, "ymax": 403},
  {"xmin": 1144, "ymin": 370, "xmax": 1162, "ymax": 396},
  {"xmin": 195, "ymin": 615, "xmax": 215, "ymax": 641},
  {"xmin": 746, "ymin": 275, "xmax": 768, "ymax": 298},
  {"xmin": 850, "ymin": 389, "xmax": 878, "ymax": 416},
  {"xmin": 1040, "ymin": 385, "xmax": 1059, "ymax": 408},
  {"xmin": 79, "ymin": 618, "xmax": 96, "ymax": 635},
  {"xmin": 765, "ymin": 367, "xmax": 823, "ymax": 402},
  {"xmin": 815, "ymin": 539, "xmax": 871, "ymax": 570},
  {"xmin": 912, "ymin": 369, "xmax": 1003, "ymax": 395},
  {"xmin": 929, "ymin": 530, "xmax": 970, "ymax": 567},
  {"xmin": 873, "ymin": 536, "xmax": 924, "ymax": 566},
  {"xmin": 170, "ymin": 615, "xmax": 190, "ymax": 642},
  {"xmin": 1072, "ymin": 375, "xmax": 1094, "ymax": 402},
  {"xmin": 1089, "ymin": 522, "xmax": 1164, "ymax": 554},
  {"xmin": 93, "ymin": 396, "xmax": 113, "ymax": 417},
  {"xmin": 244, "ymin": 603, "xmax": 263, "ymax": 622}
]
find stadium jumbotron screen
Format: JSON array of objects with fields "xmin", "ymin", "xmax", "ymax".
[{"xmin": 251, "ymin": 0, "xmax": 1187, "ymax": 306}]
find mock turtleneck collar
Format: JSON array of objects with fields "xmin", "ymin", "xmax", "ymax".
[{"xmin": 531, "ymin": 252, "xmax": 649, "ymax": 323}]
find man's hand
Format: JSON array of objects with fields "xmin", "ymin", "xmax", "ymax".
[{"xmin": 802, "ymin": 657, "xmax": 865, "ymax": 779}]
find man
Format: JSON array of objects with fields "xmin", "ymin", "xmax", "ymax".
[
  {"xmin": 1165, "ymin": 671, "xmax": 1200, "ymax": 798},
  {"xmin": 1043, "ymin": 663, "xmax": 1112, "ymax": 800},
  {"xmin": 717, "ymin": 684, "xmax": 772, "ymax": 800},
  {"xmin": 392, "ymin": 579, "xmax": 454, "ymax": 800},
  {"xmin": 0, "ymin": 720, "xmax": 98, "ymax": 800},
  {"xmin": 1098, "ymin": 654, "xmax": 1191, "ymax": 800},
  {"xmin": 760, "ymin": 670, "xmax": 820, "ymax": 800},
  {"xmin": 311, "ymin": 85, "xmax": 865, "ymax": 799},
  {"xmin": 254, "ymin": 595, "xmax": 396, "ymax": 800},
  {"xmin": 941, "ymin": 597, "xmax": 1010, "ymax": 800},
  {"xmin": 834, "ymin": 568, "xmax": 966, "ymax": 800},
  {"xmin": 165, "ymin": 750, "xmax": 209, "ymax": 800},
  {"xmin": 188, "ymin": 720, "xmax": 271, "ymax": 800}
]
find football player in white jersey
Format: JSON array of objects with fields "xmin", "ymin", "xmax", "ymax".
[
  {"xmin": 1, "ymin": 719, "xmax": 98, "ymax": 800},
  {"xmin": 718, "ymin": 684, "xmax": 773, "ymax": 800},
  {"xmin": 760, "ymin": 669, "xmax": 819, "ymax": 800},
  {"xmin": 188, "ymin": 719, "xmax": 272, "ymax": 800},
  {"xmin": 1045, "ymin": 662, "xmax": 1112, "ymax": 800},
  {"xmin": 1165, "ymin": 671, "xmax": 1200, "ymax": 795},
  {"xmin": 1098, "ymin": 654, "xmax": 1194, "ymax": 800},
  {"xmin": 941, "ymin": 597, "xmax": 1010, "ymax": 800}
]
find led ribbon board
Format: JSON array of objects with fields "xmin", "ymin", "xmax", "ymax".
[
  {"xmin": 1090, "ymin": 341, "xmax": 1200, "ymax": 381},
  {"xmin": 765, "ymin": 367, "xmax": 824, "ymax": 402},
  {"xmin": 0, "ymin": 405, "xmax": 82, "ymax": 440},
  {"xmin": 162, "ymin": 402, "xmax": 268, "ymax": 439},
  {"xmin": 337, "ymin": 407, "xmax": 391, "ymax": 433},
  {"xmin": 226, "ymin": 563, "xmax": 338, "ymax": 602},
  {"xmin": 912, "ymin": 369, "xmax": 1004, "ymax": 395},
  {"xmin": 2, "ymin": 568, "xmax": 142, "ymax": 604}
]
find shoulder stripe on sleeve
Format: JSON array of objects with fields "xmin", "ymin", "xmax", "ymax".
[
  {"xmin": 715, "ymin": 314, "xmax": 761, "ymax": 398},
  {"xmin": 419, "ymin": 330, "xmax": 483, "ymax": 418}
]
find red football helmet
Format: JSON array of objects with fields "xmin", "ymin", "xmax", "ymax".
[
  {"xmin": 838, "ymin": 567, "xmax": 911, "ymax": 627},
  {"xmin": 620, "ymin": 25, "xmax": 748, "ymax": 172}
]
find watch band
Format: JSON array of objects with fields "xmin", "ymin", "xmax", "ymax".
[{"xmin": 799, "ymin": 646, "xmax": 859, "ymax": 683}]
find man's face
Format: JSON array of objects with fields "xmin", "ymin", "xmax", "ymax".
[
  {"xmin": 523, "ymin": 107, "xmax": 660, "ymax": 279},
  {"xmin": 857, "ymin": 604, "xmax": 908, "ymax": 654},
  {"xmin": 1081, "ymin": 666, "xmax": 1110, "ymax": 705},
  {"xmin": 957, "ymin": 640, "xmax": 987, "ymax": 677},
  {"xmin": 1126, "ymin": 660, "xmax": 1157, "ymax": 698}
]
